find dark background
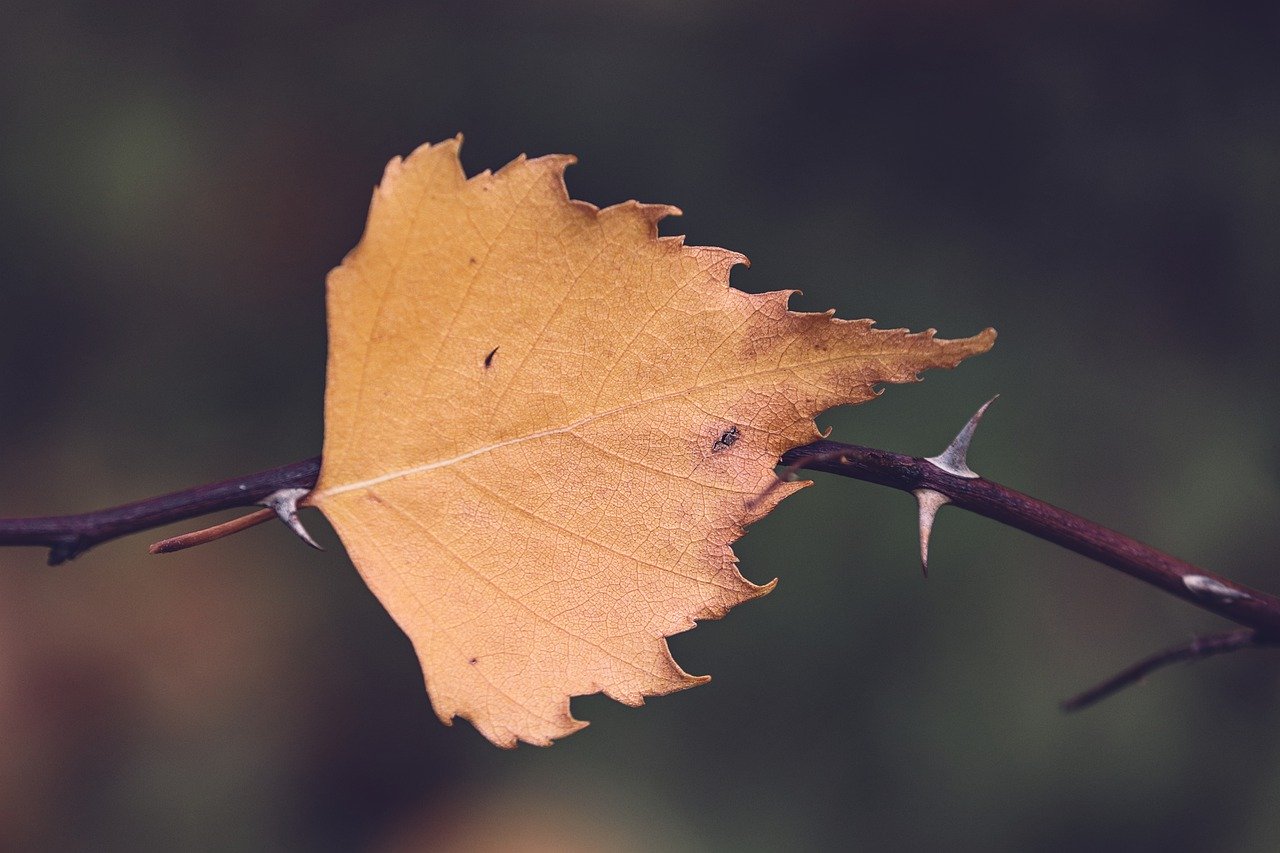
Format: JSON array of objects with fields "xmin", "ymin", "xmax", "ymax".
[{"xmin": 3, "ymin": 1, "xmax": 1279, "ymax": 850}]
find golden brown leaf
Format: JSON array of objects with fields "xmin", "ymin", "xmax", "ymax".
[{"xmin": 311, "ymin": 138, "xmax": 995, "ymax": 747}]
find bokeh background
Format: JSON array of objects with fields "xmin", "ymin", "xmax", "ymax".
[{"xmin": 3, "ymin": 1, "xmax": 1280, "ymax": 850}]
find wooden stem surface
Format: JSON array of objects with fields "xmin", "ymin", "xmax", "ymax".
[{"xmin": 3, "ymin": 441, "xmax": 1276, "ymax": 706}]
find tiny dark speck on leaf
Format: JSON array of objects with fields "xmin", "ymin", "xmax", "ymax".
[
  {"xmin": 484, "ymin": 347, "xmax": 499, "ymax": 368},
  {"xmin": 711, "ymin": 426, "xmax": 740, "ymax": 453}
]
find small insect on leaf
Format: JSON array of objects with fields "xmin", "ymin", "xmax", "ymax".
[{"xmin": 712, "ymin": 426, "xmax": 740, "ymax": 453}]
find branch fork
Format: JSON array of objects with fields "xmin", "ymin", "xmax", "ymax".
[{"xmin": 780, "ymin": 398, "xmax": 1280, "ymax": 709}]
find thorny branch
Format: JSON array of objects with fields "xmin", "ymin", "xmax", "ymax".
[
  {"xmin": 0, "ymin": 458, "xmax": 320, "ymax": 565},
  {"xmin": 0, "ymin": 404, "xmax": 1275, "ymax": 707}
]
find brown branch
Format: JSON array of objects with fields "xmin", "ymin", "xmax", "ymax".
[
  {"xmin": 149, "ymin": 508, "xmax": 276, "ymax": 554},
  {"xmin": 779, "ymin": 441, "xmax": 1280, "ymax": 639},
  {"xmin": 0, "ymin": 457, "xmax": 320, "ymax": 564},
  {"xmin": 2, "ymin": 436, "xmax": 1278, "ymax": 708},
  {"xmin": 1060, "ymin": 629, "xmax": 1266, "ymax": 712},
  {"xmin": 3, "ymin": 443, "xmax": 1278, "ymax": 635}
]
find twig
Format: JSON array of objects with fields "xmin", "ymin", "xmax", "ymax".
[
  {"xmin": 775, "ymin": 402, "xmax": 1280, "ymax": 706},
  {"xmin": 778, "ymin": 440, "xmax": 1280, "ymax": 638},
  {"xmin": 0, "ymin": 457, "xmax": 320, "ymax": 564},
  {"xmin": 2, "ymin": 440, "xmax": 1277, "ymax": 634},
  {"xmin": 2, "ymin": 411, "xmax": 1278, "ymax": 707},
  {"xmin": 149, "ymin": 508, "xmax": 276, "ymax": 554},
  {"xmin": 1061, "ymin": 629, "xmax": 1265, "ymax": 711}
]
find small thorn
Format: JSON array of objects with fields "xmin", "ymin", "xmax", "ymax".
[
  {"xmin": 925, "ymin": 395, "xmax": 998, "ymax": 479},
  {"xmin": 913, "ymin": 488, "xmax": 950, "ymax": 576},
  {"xmin": 261, "ymin": 488, "xmax": 323, "ymax": 550},
  {"xmin": 1182, "ymin": 574, "xmax": 1253, "ymax": 604}
]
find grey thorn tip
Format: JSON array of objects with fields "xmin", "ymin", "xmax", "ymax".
[
  {"xmin": 1183, "ymin": 574, "xmax": 1252, "ymax": 603},
  {"xmin": 261, "ymin": 487, "xmax": 323, "ymax": 551},
  {"xmin": 913, "ymin": 488, "xmax": 950, "ymax": 576},
  {"xmin": 925, "ymin": 395, "xmax": 998, "ymax": 479}
]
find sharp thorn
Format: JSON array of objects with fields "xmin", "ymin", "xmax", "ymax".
[
  {"xmin": 913, "ymin": 488, "xmax": 950, "ymax": 576},
  {"xmin": 261, "ymin": 487, "xmax": 323, "ymax": 551},
  {"xmin": 925, "ymin": 395, "xmax": 998, "ymax": 479},
  {"xmin": 1182, "ymin": 574, "xmax": 1253, "ymax": 603}
]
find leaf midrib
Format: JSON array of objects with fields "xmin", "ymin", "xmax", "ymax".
[{"xmin": 316, "ymin": 345, "xmax": 904, "ymax": 498}]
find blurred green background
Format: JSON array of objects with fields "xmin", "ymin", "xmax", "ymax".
[{"xmin": 3, "ymin": 1, "xmax": 1280, "ymax": 850}]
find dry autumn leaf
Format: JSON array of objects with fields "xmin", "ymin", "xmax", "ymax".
[{"xmin": 310, "ymin": 138, "xmax": 995, "ymax": 747}]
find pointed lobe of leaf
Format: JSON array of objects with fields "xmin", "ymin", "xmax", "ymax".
[{"xmin": 311, "ymin": 138, "xmax": 995, "ymax": 747}]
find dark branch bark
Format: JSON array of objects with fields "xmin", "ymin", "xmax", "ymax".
[
  {"xmin": 2, "ymin": 440, "xmax": 1277, "ymax": 707},
  {"xmin": 0, "ymin": 457, "xmax": 320, "ymax": 565},
  {"xmin": 780, "ymin": 441, "xmax": 1280, "ymax": 639}
]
